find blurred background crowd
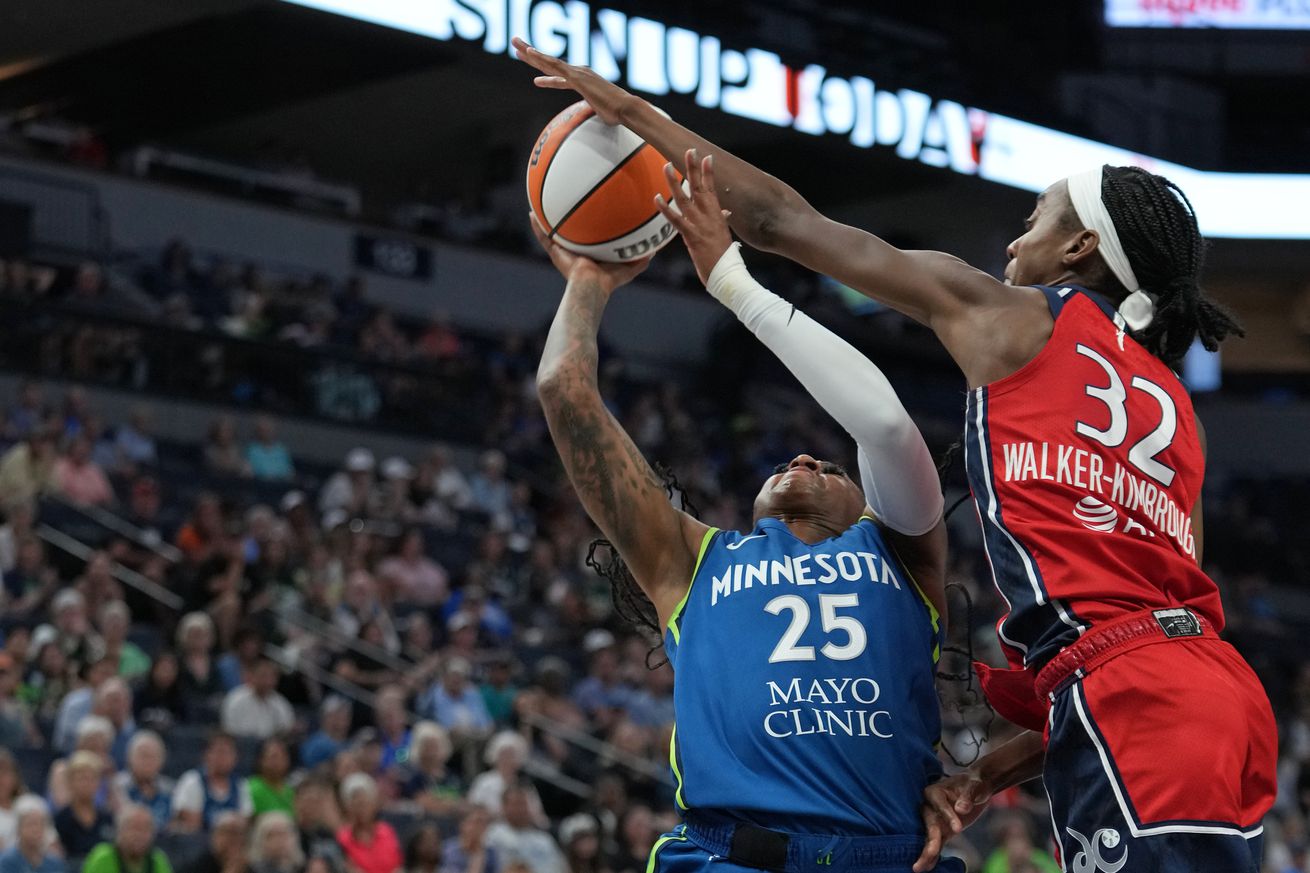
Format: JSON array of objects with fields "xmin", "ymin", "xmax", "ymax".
[{"xmin": 0, "ymin": 2, "xmax": 1308, "ymax": 872}]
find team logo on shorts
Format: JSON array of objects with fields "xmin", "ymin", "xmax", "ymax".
[
  {"xmin": 1072, "ymin": 496, "xmax": 1118, "ymax": 532},
  {"xmin": 1065, "ymin": 826, "xmax": 1127, "ymax": 873}
]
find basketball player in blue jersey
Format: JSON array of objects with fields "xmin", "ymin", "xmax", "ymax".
[{"xmin": 531, "ymin": 150, "xmax": 961, "ymax": 873}]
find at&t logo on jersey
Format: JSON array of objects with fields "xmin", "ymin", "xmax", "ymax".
[{"xmin": 1072, "ymin": 496, "xmax": 1118, "ymax": 532}]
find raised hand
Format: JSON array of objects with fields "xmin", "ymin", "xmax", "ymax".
[
  {"xmin": 512, "ymin": 37, "xmax": 635, "ymax": 125},
  {"xmin": 654, "ymin": 149, "xmax": 734, "ymax": 286},
  {"xmin": 529, "ymin": 212, "xmax": 650, "ymax": 292}
]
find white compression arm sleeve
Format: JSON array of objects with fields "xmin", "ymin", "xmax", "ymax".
[{"xmin": 707, "ymin": 243, "xmax": 943, "ymax": 536}]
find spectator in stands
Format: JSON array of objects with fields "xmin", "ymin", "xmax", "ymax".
[
  {"xmin": 441, "ymin": 806, "xmax": 496, "ymax": 873},
  {"xmin": 413, "ymin": 312, "xmax": 462, "ymax": 363},
  {"xmin": 112, "ymin": 731, "xmax": 172, "ymax": 830},
  {"xmin": 570, "ymin": 633, "xmax": 632, "ymax": 732},
  {"xmin": 249, "ymin": 811, "xmax": 304, "ymax": 873},
  {"xmin": 54, "ymin": 433, "xmax": 115, "ymax": 507},
  {"xmin": 249, "ymin": 737, "xmax": 295, "ymax": 817},
  {"xmin": 204, "ymin": 417, "xmax": 252, "ymax": 478},
  {"xmin": 36, "ymin": 589, "xmax": 103, "ymax": 679},
  {"xmin": 175, "ymin": 613, "xmax": 224, "ymax": 718},
  {"xmin": 981, "ymin": 813, "xmax": 1059, "ymax": 873},
  {"xmin": 558, "ymin": 814, "xmax": 602, "ymax": 873},
  {"xmin": 478, "ymin": 653, "xmax": 519, "ymax": 728},
  {"xmin": 0, "ymin": 752, "xmax": 25, "ymax": 850},
  {"xmin": 175, "ymin": 493, "xmax": 226, "ymax": 563},
  {"xmin": 20, "ymin": 641, "xmax": 69, "ymax": 730},
  {"xmin": 97, "ymin": 600, "xmax": 150, "ymax": 681},
  {"xmin": 93, "ymin": 676, "xmax": 137, "ymax": 766},
  {"xmin": 604, "ymin": 806, "xmax": 655, "ymax": 873},
  {"xmin": 623, "ymin": 661, "xmax": 673, "ymax": 730},
  {"xmin": 468, "ymin": 451, "xmax": 511, "ymax": 522},
  {"xmin": 484, "ymin": 786, "xmax": 565, "ymax": 873},
  {"xmin": 376, "ymin": 529, "xmax": 448, "ymax": 610},
  {"xmin": 0, "ymin": 426, "xmax": 58, "ymax": 505},
  {"xmin": 132, "ymin": 650, "xmax": 184, "ymax": 730},
  {"xmin": 2, "ymin": 535, "xmax": 56, "ymax": 618},
  {"xmin": 0, "ymin": 500, "xmax": 35, "ymax": 574},
  {"xmin": 74, "ymin": 553, "xmax": 124, "ymax": 624},
  {"xmin": 51, "ymin": 657, "xmax": 115, "ymax": 755},
  {"xmin": 123, "ymin": 476, "xmax": 170, "ymax": 549},
  {"xmin": 220, "ymin": 656, "xmax": 294, "ymax": 740},
  {"xmin": 300, "ymin": 696, "xmax": 351, "ymax": 771},
  {"xmin": 292, "ymin": 780, "xmax": 343, "ymax": 866},
  {"xmin": 47, "ymin": 713, "xmax": 114, "ymax": 807},
  {"xmin": 374, "ymin": 458, "xmax": 419, "ymax": 524},
  {"xmin": 246, "ymin": 417, "xmax": 295, "ymax": 482},
  {"xmin": 81, "ymin": 804, "xmax": 171, "ymax": 873},
  {"xmin": 373, "ymin": 686, "xmax": 412, "ymax": 772},
  {"xmin": 412, "ymin": 444, "xmax": 472, "ymax": 521},
  {"xmin": 357, "ymin": 310, "xmax": 409, "ymax": 363},
  {"xmin": 216, "ymin": 625, "xmax": 264, "ymax": 692},
  {"xmin": 114, "ymin": 407, "xmax": 158, "ymax": 472},
  {"xmin": 423, "ymin": 658, "xmax": 491, "ymax": 741},
  {"xmin": 278, "ymin": 492, "xmax": 318, "ymax": 561},
  {"xmin": 394, "ymin": 721, "xmax": 461, "ymax": 816},
  {"xmin": 181, "ymin": 810, "xmax": 248, "ymax": 873},
  {"xmin": 0, "ymin": 794, "xmax": 63, "ymax": 873},
  {"xmin": 318, "ymin": 449, "xmax": 376, "ymax": 520},
  {"xmin": 59, "ymin": 388, "xmax": 92, "ymax": 440},
  {"xmin": 334, "ymin": 571, "xmax": 400, "ymax": 655},
  {"xmin": 404, "ymin": 825, "xmax": 442, "ymax": 873},
  {"xmin": 335, "ymin": 773, "xmax": 402, "ymax": 873},
  {"xmin": 173, "ymin": 733, "xmax": 253, "ymax": 831},
  {"xmin": 0, "ymin": 653, "xmax": 37, "ymax": 749},
  {"xmin": 467, "ymin": 733, "xmax": 545, "ymax": 826},
  {"xmin": 4, "ymin": 381, "xmax": 46, "ymax": 441},
  {"xmin": 53, "ymin": 750, "xmax": 113, "ymax": 862}
]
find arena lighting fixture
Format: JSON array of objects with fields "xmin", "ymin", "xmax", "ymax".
[{"xmin": 282, "ymin": 0, "xmax": 1310, "ymax": 239}]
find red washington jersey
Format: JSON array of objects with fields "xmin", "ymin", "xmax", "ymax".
[{"xmin": 964, "ymin": 285, "xmax": 1220, "ymax": 671}]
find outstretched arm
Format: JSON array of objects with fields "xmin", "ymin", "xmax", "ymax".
[
  {"xmin": 658, "ymin": 154, "xmax": 947, "ymax": 615},
  {"xmin": 532, "ymin": 218, "xmax": 709, "ymax": 626},
  {"xmin": 513, "ymin": 39, "xmax": 1018, "ymax": 377}
]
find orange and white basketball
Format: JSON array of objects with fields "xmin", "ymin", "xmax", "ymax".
[{"xmin": 527, "ymin": 101, "xmax": 681, "ymax": 263}]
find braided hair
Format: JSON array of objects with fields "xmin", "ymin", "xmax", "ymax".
[
  {"xmin": 1098, "ymin": 165, "xmax": 1244, "ymax": 370},
  {"xmin": 585, "ymin": 463, "xmax": 697, "ymax": 668}
]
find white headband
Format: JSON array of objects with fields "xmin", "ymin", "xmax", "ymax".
[{"xmin": 1066, "ymin": 167, "xmax": 1155, "ymax": 331}]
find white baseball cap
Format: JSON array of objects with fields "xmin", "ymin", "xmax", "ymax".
[{"xmin": 344, "ymin": 448, "xmax": 375, "ymax": 472}]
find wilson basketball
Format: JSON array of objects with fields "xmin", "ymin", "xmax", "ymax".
[{"xmin": 527, "ymin": 100, "xmax": 681, "ymax": 263}]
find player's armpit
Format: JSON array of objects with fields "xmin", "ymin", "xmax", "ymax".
[{"xmin": 537, "ymin": 272, "xmax": 708, "ymax": 623}]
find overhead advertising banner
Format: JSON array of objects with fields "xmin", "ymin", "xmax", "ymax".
[
  {"xmin": 1105, "ymin": 0, "xmax": 1310, "ymax": 29},
  {"xmin": 282, "ymin": 0, "xmax": 1310, "ymax": 239}
]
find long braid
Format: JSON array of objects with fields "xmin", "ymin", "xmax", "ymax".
[
  {"xmin": 1100, "ymin": 165, "xmax": 1243, "ymax": 369},
  {"xmin": 585, "ymin": 463, "xmax": 697, "ymax": 668}
]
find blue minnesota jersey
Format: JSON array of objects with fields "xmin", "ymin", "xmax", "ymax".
[{"xmin": 665, "ymin": 517, "xmax": 943, "ymax": 836}]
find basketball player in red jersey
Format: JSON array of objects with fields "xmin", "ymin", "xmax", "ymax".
[{"xmin": 514, "ymin": 39, "xmax": 1278, "ymax": 873}]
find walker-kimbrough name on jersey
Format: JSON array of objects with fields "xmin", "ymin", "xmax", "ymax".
[
  {"xmin": 710, "ymin": 551, "xmax": 902, "ymax": 606},
  {"xmin": 763, "ymin": 676, "xmax": 893, "ymax": 740},
  {"xmin": 1000, "ymin": 440, "xmax": 1196, "ymax": 558}
]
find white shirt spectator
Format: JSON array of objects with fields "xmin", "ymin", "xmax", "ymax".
[
  {"xmin": 219, "ymin": 685, "xmax": 294, "ymax": 739},
  {"xmin": 485, "ymin": 822, "xmax": 565, "ymax": 873}
]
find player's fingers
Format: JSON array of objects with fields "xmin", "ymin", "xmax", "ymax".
[
  {"xmin": 664, "ymin": 163, "xmax": 691, "ymax": 207},
  {"xmin": 926, "ymin": 791, "xmax": 962, "ymax": 833},
  {"xmin": 528, "ymin": 212, "xmax": 550, "ymax": 246},
  {"xmin": 913, "ymin": 814, "xmax": 944, "ymax": 873},
  {"xmin": 532, "ymin": 76, "xmax": 570, "ymax": 89},
  {"xmin": 698, "ymin": 153, "xmax": 716, "ymax": 194},
  {"xmin": 513, "ymin": 38, "xmax": 564, "ymax": 72},
  {"xmin": 653, "ymin": 194, "xmax": 686, "ymax": 231}
]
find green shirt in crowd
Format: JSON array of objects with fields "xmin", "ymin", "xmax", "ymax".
[
  {"xmin": 248, "ymin": 776, "xmax": 294, "ymax": 816},
  {"xmin": 81, "ymin": 843, "xmax": 173, "ymax": 873}
]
